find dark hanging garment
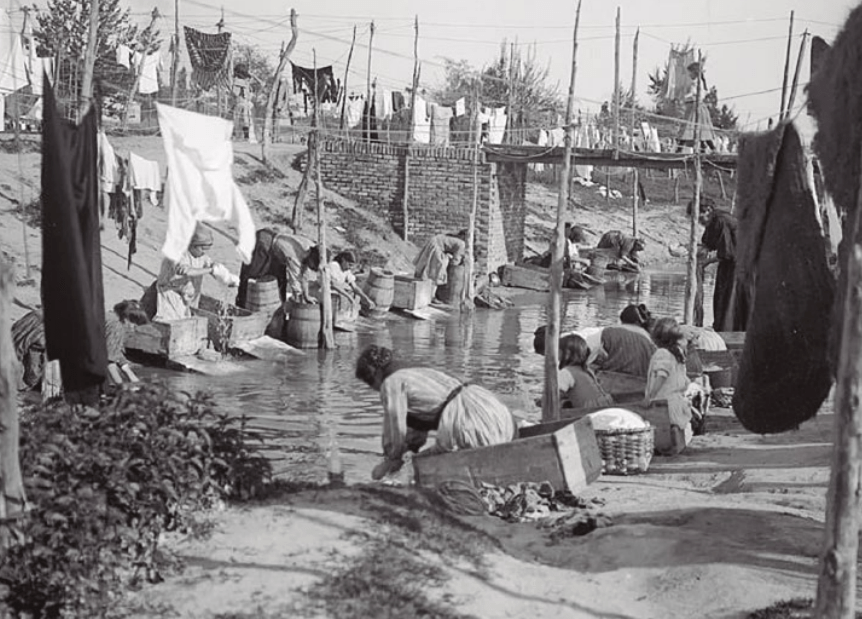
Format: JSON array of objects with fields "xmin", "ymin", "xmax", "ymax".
[
  {"xmin": 184, "ymin": 27, "xmax": 232, "ymax": 91},
  {"xmin": 41, "ymin": 76, "xmax": 108, "ymax": 400},
  {"xmin": 810, "ymin": 36, "xmax": 830, "ymax": 79},
  {"xmin": 361, "ymin": 98, "xmax": 379, "ymax": 142},
  {"xmin": 732, "ymin": 122, "xmax": 835, "ymax": 433},
  {"xmin": 290, "ymin": 62, "xmax": 338, "ymax": 103}
]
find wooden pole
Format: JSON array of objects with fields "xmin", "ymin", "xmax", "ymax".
[
  {"xmin": 612, "ymin": 6, "xmax": 621, "ymax": 152},
  {"xmin": 170, "ymin": 0, "xmax": 179, "ymax": 106},
  {"xmin": 630, "ymin": 27, "xmax": 639, "ymax": 238},
  {"xmin": 464, "ymin": 79, "xmax": 481, "ymax": 311},
  {"xmin": 786, "ymin": 30, "xmax": 809, "ymax": 119},
  {"xmin": 217, "ymin": 9, "xmax": 225, "ymax": 118},
  {"xmin": 313, "ymin": 49, "xmax": 335, "ymax": 350},
  {"xmin": 79, "ymin": 0, "xmax": 99, "ymax": 118},
  {"xmin": 122, "ymin": 9, "xmax": 159, "ymax": 129},
  {"xmin": 0, "ymin": 257, "xmax": 27, "ymax": 540},
  {"xmin": 779, "ymin": 10, "xmax": 795, "ymax": 120},
  {"xmin": 339, "ymin": 25, "xmax": 357, "ymax": 131},
  {"xmin": 507, "ymin": 41, "xmax": 515, "ymax": 144},
  {"xmin": 814, "ymin": 145, "xmax": 862, "ymax": 619},
  {"xmin": 683, "ymin": 50, "xmax": 703, "ymax": 326},
  {"xmin": 542, "ymin": 0, "xmax": 582, "ymax": 424},
  {"xmin": 402, "ymin": 16, "xmax": 419, "ymax": 241},
  {"xmin": 262, "ymin": 9, "xmax": 298, "ymax": 163},
  {"xmin": 365, "ymin": 20, "xmax": 375, "ymax": 143}
]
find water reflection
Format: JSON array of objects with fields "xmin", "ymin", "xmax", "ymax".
[{"xmin": 139, "ymin": 270, "xmax": 714, "ymax": 484}]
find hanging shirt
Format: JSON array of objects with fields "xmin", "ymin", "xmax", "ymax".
[
  {"xmin": 41, "ymin": 78, "xmax": 108, "ymax": 395},
  {"xmin": 430, "ymin": 104, "xmax": 453, "ymax": 146},
  {"xmin": 488, "ymin": 107, "xmax": 507, "ymax": 145},
  {"xmin": 138, "ymin": 53, "xmax": 161, "ymax": 95},
  {"xmin": 155, "ymin": 103, "xmax": 256, "ymax": 263},
  {"xmin": 346, "ymin": 96, "xmax": 364, "ymax": 128},
  {"xmin": 413, "ymin": 96, "xmax": 430, "ymax": 144},
  {"xmin": 455, "ymin": 97, "xmax": 466, "ymax": 117},
  {"xmin": 128, "ymin": 152, "xmax": 161, "ymax": 192},
  {"xmin": 116, "ymin": 44, "xmax": 132, "ymax": 69},
  {"xmin": 98, "ymin": 130, "xmax": 119, "ymax": 193},
  {"xmin": 0, "ymin": 10, "xmax": 28, "ymax": 94}
]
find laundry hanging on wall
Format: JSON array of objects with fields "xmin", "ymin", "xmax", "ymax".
[{"xmin": 184, "ymin": 26, "xmax": 232, "ymax": 91}]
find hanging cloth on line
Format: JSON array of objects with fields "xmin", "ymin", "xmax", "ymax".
[
  {"xmin": 290, "ymin": 62, "xmax": 338, "ymax": 104},
  {"xmin": 41, "ymin": 74, "xmax": 108, "ymax": 400},
  {"xmin": 184, "ymin": 26, "xmax": 232, "ymax": 92}
]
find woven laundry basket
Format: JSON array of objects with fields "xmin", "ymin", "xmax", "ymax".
[{"xmin": 595, "ymin": 424, "xmax": 655, "ymax": 475}]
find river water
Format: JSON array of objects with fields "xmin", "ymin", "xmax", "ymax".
[{"xmin": 139, "ymin": 270, "xmax": 715, "ymax": 485}]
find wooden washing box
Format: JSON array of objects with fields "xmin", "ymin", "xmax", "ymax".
[
  {"xmin": 412, "ymin": 416, "xmax": 602, "ymax": 494},
  {"xmin": 519, "ymin": 400, "xmax": 690, "ymax": 456},
  {"xmin": 392, "ymin": 276, "xmax": 435, "ymax": 310},
  {"xmin": 501, "ymin": 264, "xmax": 550, "ymax": 291},
  {"xmin": 716, "ymin": 331, "xmax": 745, "ymax": 351},
  {"xmin": 193, "ymin": 295, "xmax": 269, "ymax": 352},
  {"xmin": 124, "ymin": 316, "xmax": 209, "ymax": 358}
]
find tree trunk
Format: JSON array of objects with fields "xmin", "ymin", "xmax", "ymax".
[{"xmin": 262, "ymin": 9, "xmax": 298, "ymax": 164}]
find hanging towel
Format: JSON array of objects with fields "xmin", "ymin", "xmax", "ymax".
[
  {"xmin": 155, "ymin": 103, "xmax": 256, "ymax": 263},
  {"xmin": 732, "ymin": 122, "xmax": 835, "ymax": 434},
  {"xmin": 289, "ymin": 62, "xmax": 338, "ymax": 103},
  {"xmin": 116, "ymin": 44, "xmax": 132, "ymax": 69},
  {"xmin": 184, "ymin": 26, "xmax": 232, "ymax": 91},
  {"xmin": 455, "ymin": 97, "xmax": 466, "ymax": 117},
  {"xmin": 138, "ymin": 53, "xmax": 161, "ymax": 95},
  {"xmin": 664, "ymin": 46, "xmax": 695, "ymax": 103},
  {"xmin": 373, "ymin": 88, "xmax": 389, "ymax": 120},
  {"xmin": 391, "ymin": 91, "xmax": 405, "ymax": 112},
  {"xmin": 41, "ymin": 76, "xmax": 108, "ymax": 397},
  {"xmin": 128, "ymin": 152, "xmax": 161, "ymax": 192},
  {"xmin": 346, "ymin": 96, "xmax": 364, "ymax": 128},
  {"xmin": 430, "ymin": 103, "xmax": 453, "ymax": 146},
  {"xmin": 413, "ymin": 96, "xmax": 430, "ymax": 144},
  {"xmin": 98, "ymin": 130, "xmax": 118, "ymax": 193},
  {"xmin": 0, "ymin": 10, "xmax": 28, "ymax": 94},
  {"xmin": 488, "ymin": 107, "xmax": 507, "ymax": 145}
]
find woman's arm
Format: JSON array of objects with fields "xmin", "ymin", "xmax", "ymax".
[
  {"xmin": 380, "ymin": 375, "xmax": 410, "ymax": 462},
  {"xmin": 350, "ymin": 280, "xmax": 376, "ymax": 307}
]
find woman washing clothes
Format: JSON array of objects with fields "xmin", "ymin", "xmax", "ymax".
[
  {"xmin": 596, "ymin": 230, "xmax": 645, "ymax": 271},
  {"xmin": 236, "ymin": 227, "xmax": 322, "ymax": 308},
  {"xmin": 323, "ymin": 250, "xmax": 377, "ymax": 324},
  {"xmin": 355, "ymin": 345, "xmax": 516, "ymax": 480},
  {"xmin": 413, "ymin": 231, "xmax": 467, "ymax": 289},
  {"xmin": 593, "ymin": 304, "xmax": 657, "ymax": 396},
  {"xmin": 557, "ymin": 335, "xmax": 614, "ymax": 409},
  {"xmin": 141, "ymin": 225, "xmax": 239, "ymax": 321}
]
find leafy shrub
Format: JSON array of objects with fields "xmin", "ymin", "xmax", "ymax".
[{"xmin": 0, "ymin": 382, "xmax": 272, "ymax": 618}]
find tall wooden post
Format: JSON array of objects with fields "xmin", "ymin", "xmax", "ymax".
[
  {"xmin": 312, "ymin": 49, "xmax": 335, "ymax": 349},
  {"xmin": 217, "ymin": 9, "xmax": 225, "ymax": 118},
  {"xmin": 630, "ymin": 27, "xmax": 639, "ymax": 238},
  {"xmin": 365, "ymin": 21, "xmax": 375, "ymax": 142},
  {"xmin": 543, "ymin": 0, "xmax": 582, "ymax": 423},
  {"xmin": 402, "ymin": 16, "xmax": 419, "ymax": 241},
  {"xmin": 507, "ymin": 42, "xmax": 516, "ymax": 144},
  {"xmin": 262, "ymin": 9, "xmax": 298, "ymax": 163},
  {"xmin": 170, "ymin": 0, "xmax": 179, "ymax": 106},
  {"xmin": 79, "ymin": 0, "xmax": 99, "ymax": 118},
  {"xmin": 683, "ymin": 50, "xmax": 703, "ymax": 326},
  {"xmin": 779, "ymin": 10, "xmax": 795, "ymax": 120},
  {"xmin": 786, "ymin": 30, "xmax": 809, "ymax": 119},
  {"xmin": 612, "ymin": 7, "xmax": 621, "ymax": 152},
  {"xmin": 464, "ymin": 79, "xmax": 481, "ymax": 310},
  {"xmin": 339, "ymin": 25, "xmax": 357, "ymax": 131},
  {"xmin": 0, "ymin": 257, "xmax": 27, "ymax": 537},
  {"xmin": 122, "ymin": 9, "xmax": 159, "ymax": 129}
]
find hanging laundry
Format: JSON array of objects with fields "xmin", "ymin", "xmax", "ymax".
[
  {"xmin": 810, "ymin": 36, "xmax": 830, "ymax": 78},
  {"xmin": 290, "ymin": 62, "xmax": 338, "ymax": 104},
  {"xmin": 184, "ymin": 26, "xmax": 232, "ymax": 91},
  {"xmin": 391, "ymin": 91, "xmax": 405, "ymax": 112},
  {"xmin": 430, "ymin": 103, "xmax": 453, "ymax": 146},
  {"xmin": 361, "ymin": 98, "xmax": 379, "ymax": 141},
  {"xmin": 0, "ymin": 10, "xmax": 28, "ymax": 94},
  {"xmin": 346, "ymin": 96, "xmax": 364, "ymax": 128},
  {"xmin": 155, "ymin": 103, "xmax": 256, "ymax": 263},
  {"xmin": 547, "ymin": 127, "xmax": 565, "ymax": 147},
  {"xmin": 663, "ymin": 45, "xmax": 695, "ymax": 103},
  {"xmin": 137, "ymin": 52, "xmax": 161, "ymax": 95},
  {"xmin": 488, "ymin": 107, "xmax": 507, "ymax": 145},
  {"xmin": 41, "ymin": 77, "xmax": 108, "ymax": 401},
  {"xmin": 116, "ymin": 44, "xmax": 132, "ymax": 70},
  {"xmin": 412, "ymin": 96, "xmax": 430, "ymax": 144},
  {"xmin": 532, "ymin": 129, "xmax": 548, "ymax": 173},
  {"xmin": 455, "ymin": 97, "xmax": 466, "ymax": 117},
  {"xmin": 477, "ymin": 107, "xmax": 491, "ymax": 143},
  {"xmin": 732, "ymin": 122, "xmax": 835, "ymax": 434},
  {"xmin": 28, "ymin": 58, "xmax": 53, "ymax": 96},
  {"xmin": 98, "ymin": 130, "xmax": 118, "ymax": 193},
  {"xmin": 128, "ymin": 151, "xmax": 161, "ymax": 206}
]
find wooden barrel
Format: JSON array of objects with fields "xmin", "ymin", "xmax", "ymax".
[
  {"xmin": 436, "ymin": 263, "xmax": 465, "ymax": 304},
  {"xmin": 246, "ymin": 276, "xmax": 282, "ymax": 315},
  {"xmin": 285, "ymin": 302, "xmax": 322, "ymax": 349},
  {"xmin": 362, "ymin": 268, "xmax": 394, "ymax": 315}
]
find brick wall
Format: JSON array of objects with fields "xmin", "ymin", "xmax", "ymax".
[{"xmin": 318, "ymin": 139, "xmax": 526, "ymax": 276}]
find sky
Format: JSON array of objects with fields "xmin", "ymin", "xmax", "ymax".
[{"xmin": 16, "ymin": 0, "xmax": 862, "ymax": 131}]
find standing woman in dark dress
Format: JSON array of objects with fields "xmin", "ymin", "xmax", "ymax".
[{"xmin": 690, "ymin": 197, "xmax": 748, "ymax": 332}]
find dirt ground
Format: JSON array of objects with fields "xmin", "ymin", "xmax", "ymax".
[{"xmin": 0, "ymin": 134, "xmax": 844, "ymax": 618}]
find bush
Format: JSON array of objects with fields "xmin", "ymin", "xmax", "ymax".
[{"xmin": 0, "ymin": 383, "xmax": 272, "ymax": 619}]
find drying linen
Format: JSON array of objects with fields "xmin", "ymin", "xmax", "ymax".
[
  {"xmin": 29, "ymin": 58, "xmax": 52, "ymax": 96},
  {"xmin": 732, "ymin": 122, "xmax": 835, "ymax": 434},
  {"xmin": 663, "ymin": 45, "xmax": 695, "ymax": 103},
  {"xmin": 128, "ymin": 152, "xmax": 161, "ymax": 208},
  {"xmin": 373, "ymin": 88, "xmax": 391, "ymax": 120},
  {"xmin": 41, "ymin": 77, "xmax": 107, "ymax": 399},
  {"xmin": 98, "ymin": 130, "xmax": 118, "ymax": 193},
  {"xmin": 455, "ymin": 97, "xmax": 466, "ymax": 117},
  {"xmin": 345, "ymin": 96, "xmax": 364, "ymax": 128},
  {"xmin": 155, "ymin": 103, "xmax": 256, "ymax": 263},
  {"xmin": 184, "ymin": 26, "xmax": 232, "ymax": 91},
  {"xmin": 391, "ymin": 91, "xmax": 405, "ymax": 112},
  {"xmin": 430, "ymin": 103, "xmax": 453, "ymax": 146},
  {"xmin": 412, "ymin": 96, "xmax": 430, "ymax": 144},
  {"xmin": 488, "ymin": 107, "xmax": 507, "ymax": 145},
  {"xmin": 137, "ymin": 52, "xmax": 161, "ymax": 95},
  {"xmin": 116, "ymin": 44, "xmax": 132, "ymax": 69},
  {"xmin": 0, "ymin": 10, "xmax": 28, "ymax": 94},
  {"xmin": 532, "ymin": 129, "xmax": 548, "ymax": 173},
  {"xmin": 290, "ymin": 62, "xmax": 338, "ymax": 103}
]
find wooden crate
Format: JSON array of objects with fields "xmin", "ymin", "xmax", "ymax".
[
  {"xmin": 500, "ymin": 264, "xmax": 550, "ymax": 291},
  {"xmin": 194, "ymin": 295, "xmax": 269, "ymax": 352},
  {"xmin": 596, "ymin": 370, "xmax": 647, "ymax": 400},
  {"xmin": 716, "ymin": 331, "xmax": 745, "ymax": 351},
  {"xmin": 392, "ymin": 276, "xmax": 435, "ymax": 310},
  {"xmin": 412, "ymin": 416, "xmax": 602, "ymax": 494},
  {"xmin": 125, "ymin": 316, "xmax": 208, "ymax": 357}
]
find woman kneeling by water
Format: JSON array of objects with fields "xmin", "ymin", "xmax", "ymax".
[{"xmin": 356, "ymin": 345, "xmax": 517, "ymax": 480}]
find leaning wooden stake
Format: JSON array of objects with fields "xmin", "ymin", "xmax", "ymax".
[
  {"xmin": 262, "ymin": 8, "xmax": 298, "ymax": 163},
  {"xmin": 779, "ymin": 10, "xmax": 795, "ymax": 120},
  {"xmin": 78, "ymin": 0, "xmax": 99, "ymax": 118},
  {"xmin": 629, "ymin": 27, "xmax": 639, "ymax": 237},
  {"xmin": 338, "ymin": 25, "xmax": 357, "ymax": 131},
  {"xmin": 786, "ymin": 29, "xmax": 809, "ymax": 119},
  {"xmin": 463, "ymin": 80, "xmax": 481, "ymax": 311},
  {"xmin": 364, "ymin": 20, "xmax": 375, "ymax": 143},
  {"xmin": 401, "ymin": 16, "xmax": 419, "ymax": 241},
  {"xmin": 612, "ymin": 7, "xmax": 621, "ymax": 152},
  {"xmin": 683, "ymin": 50, "xmax": 703, "ymax": 326},
  {"xmin": 122, "ymin": 8, "xmax": 159, "ymax": 129},
  {"xmin": 542, "ymin": 0, "xmax": 582, "ymax": 423},
  {"xmin": 814, "ymin": 147, "xmax": 862, "ymax": 619},
  {"xmin": 312, "ymin": 49, "xmax": 334, "ymax": 349},
  {"xmin": 0, "ymin": 257, "xmax": 27, "ymax": 545}
]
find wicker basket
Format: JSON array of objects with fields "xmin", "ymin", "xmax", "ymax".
[{"xmin": 595, "ymin": 424, "xmax": 655, "ymax": 475}]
